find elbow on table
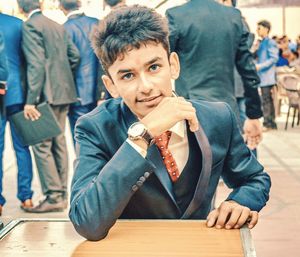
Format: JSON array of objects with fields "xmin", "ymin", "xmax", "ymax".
[{"xmin": 69, "ymin": 205, "xmax": 109, "ymax": 241}]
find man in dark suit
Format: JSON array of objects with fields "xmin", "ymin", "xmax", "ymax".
[
  {"xmin": 59, "ymin": 0, "xmax": 106, "ymax": 144},
  {"xmin": 0, "ymin": 13, "xmax": 34, "ymax": 216},
  {"xmin": 69, "ymin": 6, "xmax": 271, "ymax": 241},
  {"xmin": 166, "ymin": 0, "xmax": 263, "ymax": 150},
  {"xmin": 17, "ymin": 0, "xmax": 80, "ymax": 213}
]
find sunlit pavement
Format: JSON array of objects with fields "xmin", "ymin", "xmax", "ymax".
[{"xmin": 1, "ymin": 112, "xmax": 300, "ymax": 256}]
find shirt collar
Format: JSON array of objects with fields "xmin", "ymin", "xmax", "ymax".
[
  {"xmin": 169, "ymin": 120, "xmax": 185, "ymax": 139},
  {"xmin": 28, "ymin": 9, "xmax": 41, "ymax": 19},
  {"xmin": 66, "ymin": 9, "xmax": 84, "ymax": 19}
]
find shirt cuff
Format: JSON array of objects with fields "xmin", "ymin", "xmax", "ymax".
[{"xmin": 126, "ymin": 139, "xmax": 147, "ymax": 158}]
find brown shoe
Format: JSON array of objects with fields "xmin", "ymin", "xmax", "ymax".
[
  {"xmin": 22, "ymin": 197, "xmax": 64, "ymax": 213},
  {"xmin": 0, "ymin": 204, "xmax": 2, "ymax": 216},
  {"xmin": 21, "ymin": 199, "xmax": 33, "ymax": 208}
]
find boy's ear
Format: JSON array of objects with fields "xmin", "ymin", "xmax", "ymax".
[
  {"xmin": 102, "ymin": 75, "xmax": 120, "ymax": 98},
  {"xmin": 169, "ymin": 52, "xmax": 180, "ymax": 80}
]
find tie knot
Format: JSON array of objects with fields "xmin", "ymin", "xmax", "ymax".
[{"xmin": 155, "ymin": 131, "xmax": 172, "ymax": 149}]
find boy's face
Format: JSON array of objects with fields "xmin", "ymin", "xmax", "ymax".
[
  {"xmin": 256, "ymin": 25, "xmax": 269, "ymax": 38},
  {"xmin": 102, "ymin": 42, "xmax": 180, "ymax": 119}
]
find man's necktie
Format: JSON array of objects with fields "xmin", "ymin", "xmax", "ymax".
[{"xmin": 155, "ymin": 131, "xmax": 180, "ymax": 182}]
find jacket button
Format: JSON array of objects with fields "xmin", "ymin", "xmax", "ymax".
[
  {"xmin": 136, "ymin": 181, "xmax": 143, "ymax": 187},
  {"xmin": 139, "ymin": 176, "xmax": 146, "ymax": 182},
  {"xmin": 144, "ymin": 172, "xmax": 150, "ymax": 178},
  {"xmin": 131, "ymin": 185, "xmax": 138, "ymax": 192}
]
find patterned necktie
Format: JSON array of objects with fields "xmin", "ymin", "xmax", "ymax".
[{"xmin": 155, "ymin": 131, "xmax": 180, "ymax": 182}]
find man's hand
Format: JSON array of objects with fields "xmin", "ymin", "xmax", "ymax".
[
  {"xmin": 206, "ymin": 200, "xmax": 258, "ymax": 229},
  {"xmin": 141, "ymin": 96, "xmax": 199, "ymax": 136},
  {"xmin": 243, "ymin": 118, "xmax": 262, "ymax": 150},
  {"xmin": 24, "ymin": 104, "xmax": 41, "ymax": 121}
]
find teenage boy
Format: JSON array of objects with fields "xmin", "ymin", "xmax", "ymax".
[
  {"xmin": 256, "ymin": 20, "xmax": 279, "ymax": 131},
  {"xmin": 69, "ymin": 5, "xmax": 271, "ymax": 241}
]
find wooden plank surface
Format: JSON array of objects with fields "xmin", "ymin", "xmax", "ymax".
[{"xmin": 0, "ymin": 220, "xmax": 245, "ymax": 257}]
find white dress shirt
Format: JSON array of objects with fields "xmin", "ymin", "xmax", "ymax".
[{"xmin": 127, "ymin": 121, "xmax": 189, "ymax": 175}]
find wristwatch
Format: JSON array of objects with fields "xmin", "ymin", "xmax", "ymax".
[{"xmin": 128, "ymin": 122, "xmax": 155, "ymax": 146}]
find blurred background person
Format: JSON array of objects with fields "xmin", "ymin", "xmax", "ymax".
[
  {"xmin": 166, "ymin": 0, "xmax": 263, "ymax": 150},
  {"xmin": 17, "ymin": 0, "xmax": 79, "ymax": 213},
  {"xmin": 104, "ymin": 0, "xmax": 126, "ymax": 10},
  {"xmin": 256, "ymin": 20, "xmax": 279, "ymax": 131},
  {"xmin": 59, "ymin": 0, "xmax": 105, "ymax": 145},
  {"xmin": 0, "ymin": 31, "xmax": 7, "ymax": 120},
  {"xmin": 0, "ymin": 11, "xmax": 34, "ymax": 216}
]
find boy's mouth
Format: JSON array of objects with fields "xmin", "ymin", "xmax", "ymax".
[{"xmin": 138, "ymin": 94, "xmax": 162, "ymax": 106}]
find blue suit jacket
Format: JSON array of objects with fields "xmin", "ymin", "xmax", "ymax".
[
  {"xmin": 0, "ymin": 14, "xmax": 25, "ymax": 106},
  {"xmin": 64, "ymin": 13, "xmax": 104, "ymax": 105},
  {"xmin": 257, "ymin": 37, "xmax": 279, "ymax": 87},
  {"xmin": 69, "ymin": 98, "xmax": 271, "ymax": 241}
]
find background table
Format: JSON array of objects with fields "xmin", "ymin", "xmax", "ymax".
[{"xmin": 0, "ymin": 219, "xmax": 256, "ymax": 257}]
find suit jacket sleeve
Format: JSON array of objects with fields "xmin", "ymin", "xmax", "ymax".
[
  {"xmin": 0, "ymin": 32, "xmax": 8, "ymax": 82},
  {"xmin": 221, "ymin": 104, "xmax": 271, "ymax": 211},
  {"xmin": 21, "ymin": 22, "xmax": 46, "ymax": 104},
  {"xmin": 69, "ymin": 115, "xmax": 156, "ymax": 241},
  {"xmin": 64, "ymin": 32, "xmax": 80, "ymax": 72},
  {"xmin": 235, "ymin": 17, "xmax": 263, "ymax": 119}
]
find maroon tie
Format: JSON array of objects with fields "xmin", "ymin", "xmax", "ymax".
[{"xmin": 155, "ymin": 131, "xmax": 180, "ymax": 182}]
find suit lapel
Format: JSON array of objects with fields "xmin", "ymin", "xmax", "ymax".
[
  {"xmin": 147, "ymin": 145, "xmax": 178, "ymax": 206},
  {"xmin": 181, "ymin": 117, "xmax": 212, "ymax": 219}
]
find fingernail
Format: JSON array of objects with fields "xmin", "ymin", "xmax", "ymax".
[
  {"xmin": 216, "ymin": 225, "xmax": 221, "ymax": 229},
  {"xmin": 225, "ymin": 225, "xmax": 231, "ymax": 229}
]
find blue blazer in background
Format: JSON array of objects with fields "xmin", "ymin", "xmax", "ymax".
[
  {"xmin": 256, "ymin": 37, "xmax": 279, "ymax": 87},
  {"xmin": 64, "ymin": 13, "xmax": 104, "ymax": 105},
  {"xmin": 0, "ymin": 13, "xmax": 25, "ymax": 107}
]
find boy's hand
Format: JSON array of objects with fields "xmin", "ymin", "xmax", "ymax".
[
  {"xmin": 206, "ymin": 200, "xmax": 258, "ymax": 229},
  {"xmin": 141, "ymin": 97, "xmax": 199, "ymax": 136}
]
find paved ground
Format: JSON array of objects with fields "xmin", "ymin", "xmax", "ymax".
[{"xmin": 1, "ymin": 112, "xmax": 299, "ymax": 257}]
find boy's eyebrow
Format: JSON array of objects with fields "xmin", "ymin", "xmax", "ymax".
[
  {"xmin": 145, "ymin": 57, "xmax": 163, "ymax": 66},
  {"xmin": 116, "ymin": 57, "xmax": 163, "ymax": 75}
]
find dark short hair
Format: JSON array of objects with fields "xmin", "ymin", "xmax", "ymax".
[
  {"xmin": 104, "ymin": 0, "xmax": 123, "ymax": 7},
  {"xmin": 59, "ymin": 0, "xmax": 81, "ymax": 10},
  {"xmin": 257, "ymin": 20, "xmax": 271, "ymax": 32},
  {"xmin": 17, "ymin": 0, "xmax": 40, "ymax": 14},
  {"xmin": 92, "ymin": 5, "xmax": 170, "ymax": 73}
]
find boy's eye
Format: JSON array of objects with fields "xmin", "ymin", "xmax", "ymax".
[
  {"xmin": 122, "ymin": 73, "xmax": 134, "ymax": 80},
  {"xmin": 149, "ymin": 64, "xmax": 160, "ymax": 72}
]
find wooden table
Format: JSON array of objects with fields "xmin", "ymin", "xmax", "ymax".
[{"xmin": 0, "ymin": 219, "xmax": 256, "ymax": 257}]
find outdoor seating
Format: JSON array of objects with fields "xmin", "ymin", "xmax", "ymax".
[{"xmin": 279, "ymin": 74, "xmax": 300, "ymax": 130}]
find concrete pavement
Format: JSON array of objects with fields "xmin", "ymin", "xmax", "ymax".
[{"xmin": 1, "ymin": 113, "xmax": 300, "ymax": 257}]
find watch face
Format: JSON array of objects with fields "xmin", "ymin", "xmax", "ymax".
[{"xmin": 130, "ymin": 123, "xmax": 145, "ymax": 137}]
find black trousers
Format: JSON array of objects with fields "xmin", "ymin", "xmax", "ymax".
[{"xmin": 261, "ymin": 85, "xmax": 277, "ymax": 128}]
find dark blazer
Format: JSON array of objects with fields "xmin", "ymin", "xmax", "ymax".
[
  {"xmin": 166, "ymin": 0, "xmax": 262, "ymax": 119},
  {"xmin": 64, "ymin": 13, "xmax": 105, "ymax": 105},
  {"xmin": 0, "ymin": 31, "xmax": 7, "ymax": 82},
  {"xmin": 21, "ymin": 11, "xmax": 80, "ymax": 105},
  {"xmin": 0, "ymin": 13, "xmax": 26, "ymax": 107},
  {"xmin": 69, "ymin": 98, "xmax": 271, "ymax": 241}
]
